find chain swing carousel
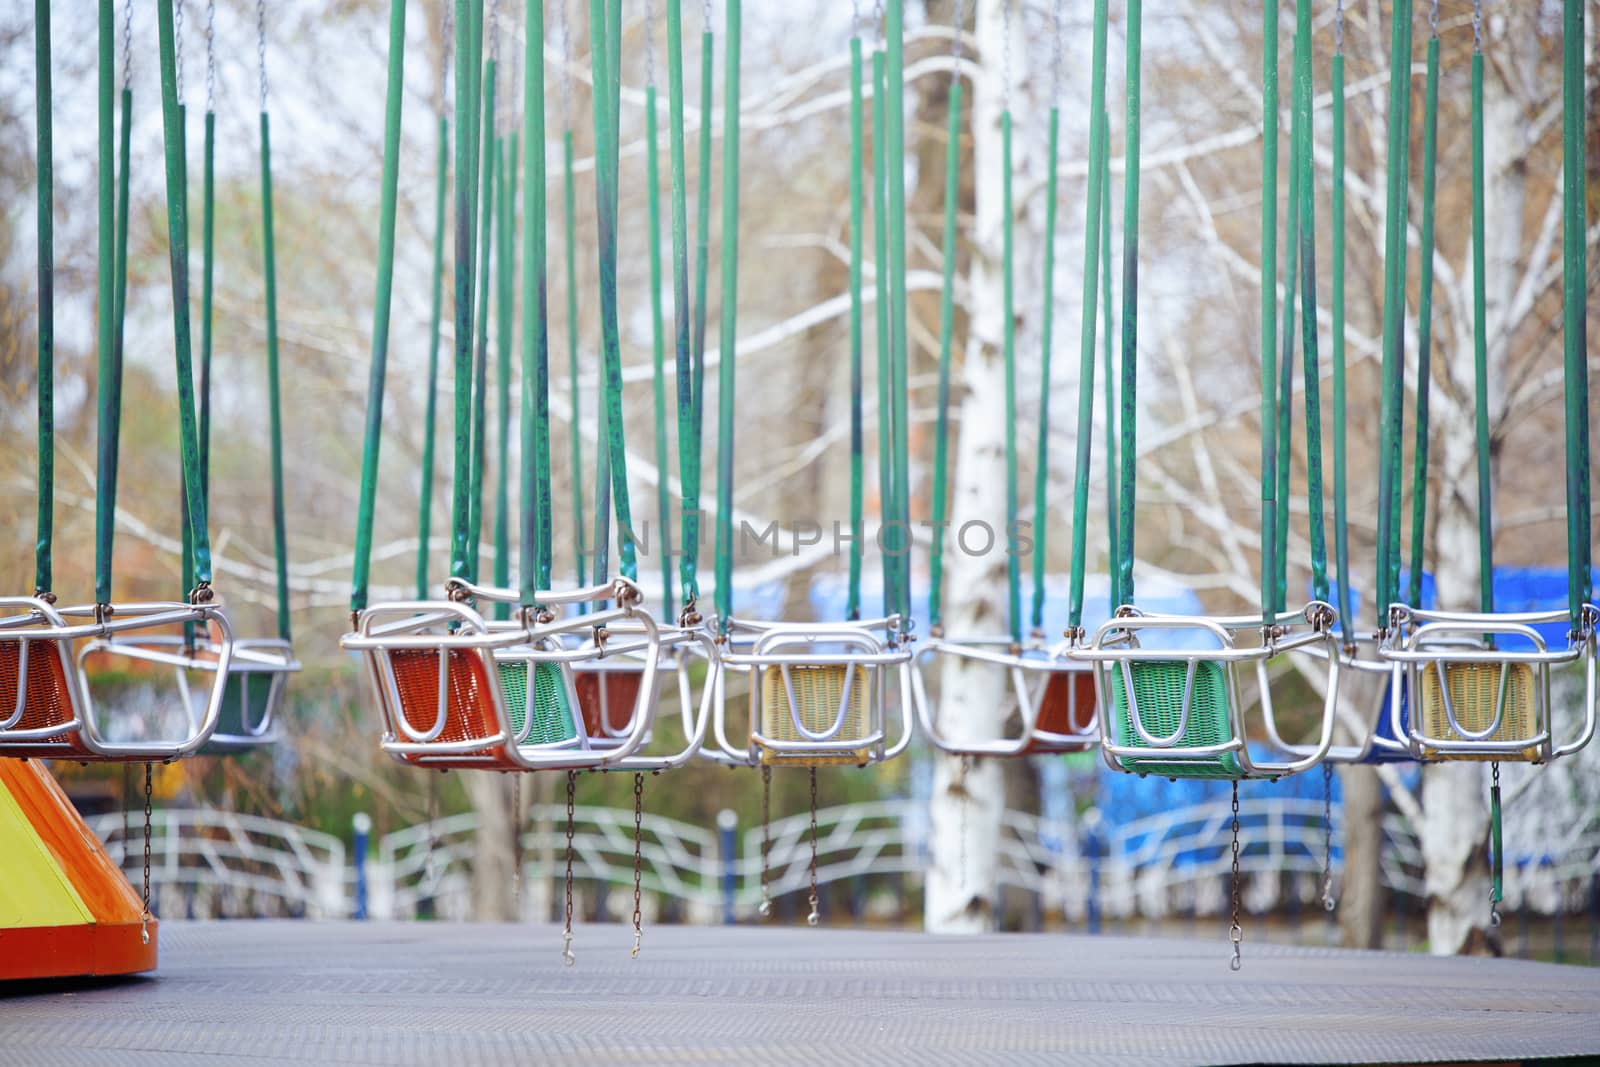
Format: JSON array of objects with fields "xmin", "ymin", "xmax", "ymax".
[
  {"xmin": 913, "ymin": 0, "xmax": 1107, "ymax": 761},
  {"xmin": 344, "ymin": 0, "xmax": 721, "ymax": 962},
  {"xmin": 1073, "ymin": 0, "xmax": 1343, "ymax": 969},
  {"xmin": 0, "ymin": 0, "xmax": 261, "ymax": 959},
  {"xmin": 702, "ymin": 0, "xmax": 917, "ymax": 926},
  {"xmin": 1367, "ymin": 0, "xmax": 1596, "ymax": 929}
]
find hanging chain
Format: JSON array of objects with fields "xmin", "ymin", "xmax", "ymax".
[
  {"xmin": 141, "ymin": 764, "xmax": 153, "ymax": 945},
  {"xmin": 704, "ymin": 0, "xmax": 713, "ymax": 33},
  {"xmin": 1228, "ymin": 781, "xmax": 1243, "ymax": 971},
  {"xmin": 511, "ymin": 775, "xmax": 523, "ymax": 914},
  {"xmin": 175, "ymin": 0, "xmax": 185, "ymax": 106},
  {"xmin": 489, "ymin": 0, "xmax": 501, "ymax": 65},
  {"xmin": 562, "ymin": 771, "xmax": 577, "ymax": 965},
  {"xmin": 1489, "ymin": 761, "xmax": 1501, "ymax": 929},
  {"xmin": 1471, "ymin": 0, "xmax": 1483, "ymax": 52},
  {"xmin": 806, "ymin": 768, "xmax": 820, "ymax": 926},
  {"xmin": 631, "ymin": 773, "xmax": 645, "ymax": 958},
  {"xmin": 875, "ymin": 0, "xmax": 885, "ymax": 48},
  {"xmin": 852, "ymin": 0, "xmax": 861, "ymax": 38},
  {"xmin": 205, "ymin": 0, "xmax": 216, "ymax": 113},
  {"xmin": 1428, "ymin": 0, "xmax": 1439, "ymax": 39},
  {"xmin": 256, "ymin": 0, "xmax": 267, "ymax": 113},
  {"xmin": 952, "ymin": 0, "xmax": 965, "ymax": 65},
  {"xmin": 122, "ymin": 0, "xmax": 133, "ymax": 92},
  {"xmin": 758, "ymin": 765, "xmax": 772, "ymax": 916},
  {"xmin": 439, "ymin": 1, "xmax": 452, "ymax": 118},
  {"xmin": 1321, "ymin": 764, "xmax": 1336, "ymax": 911},
  {"xmin": 1334, "ymin": 0, "xmax": 1345, "ymax": 54}
]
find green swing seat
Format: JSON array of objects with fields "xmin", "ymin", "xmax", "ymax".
[
  {"xmin": 497, "ymin": 660, "xmax": 580, "ymax": 746},
  {"xmin": 1107, "ymin": 660, "xmax": 1244, "ymax": 778}
]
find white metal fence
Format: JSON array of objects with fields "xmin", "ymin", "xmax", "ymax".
[{"xmin": 86, "ymin": 799, "xmax": 1600, "ymax": 927}]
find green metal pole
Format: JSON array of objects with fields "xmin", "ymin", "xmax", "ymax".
[
  {"xmin": 885, "ymin": 0, "xmax": 912, "ymax": 625},
  {"xmin": 351, "ymin": 0, "xmax": 407, "ymax": 613},
  {"xmin": 1560, "ymin": 0, "xmax": 1591, "ymax": 630},
  {"xmin": 647, "ymin": 82, "xmax": 675, "ymax": 611},
  {"xmin": 1409, "ymin": 32, "xmax": 1440, "ymax": 610},
  {"xmin": 1331, "ymin": 45, "xmax": 1352, "ymax": 634},
  {"xmin": 1117, "ymin": 0, "xmax": 1143, "ymax": 612},
  {"xmin": 34, "ymin": 0, "xmax": 53, "ymax": 597},
  {"xmin": 522, "ymin": 0, "xmax": 551, "ymax": 608},
  {"xmin": 94, "ymin": 0, "xmax": 117, "ymax": 606},
  {"xmin": 1259, "ymin": 0, "xmax": 1279, "ymax": 626},
  {"xmin": 850, "ymin": 31, "xmax": 871, "ymax": 624},
  {"xmin": 260, "ymin": 109, "xmax": 291, "ymax": 639},
  {"xmin": 713, "ymin": 0, "xmax": 741, "ymax": 631},
  {"xmin": 666, "ymin": 0, "xmax": 699, "ymax": 614}
]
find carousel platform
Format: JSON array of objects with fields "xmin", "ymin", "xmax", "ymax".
[{"xmin": 3, "ymin": 921, "xmax": 1597, "ymax": 1065}]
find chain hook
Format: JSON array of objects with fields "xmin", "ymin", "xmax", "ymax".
[
  {"xmin": 631, "ymin": 772, "xmax": 644, "ymax": 958},
  {"xmin": 758, "ymin": 765, "xmax": 772, "ymax": 917},
  {"xmin": 806, "ymin": 768, "xmax": 820, "ymax": 926},
  {"xmin": 1321, "ymin": 764, "xmax": 1337, "ymax": 912},
  {"xmin": 140, "ymin": 763, "xmax": 154, "ymax": 945},
  {"xmin": 1228, "ymin": 780, "xmax": 1242, "ymax": 970}
]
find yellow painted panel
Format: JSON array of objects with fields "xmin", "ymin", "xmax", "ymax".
[{"xmin": 0, "ymin": 772, "xmax": 93, "ymax": 930}]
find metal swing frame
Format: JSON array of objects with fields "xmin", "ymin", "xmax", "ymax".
[
  {"xmin": 0, "ymin": 594, "xmax": 234, "ymax": 761},
  {"xmin": 708, "ymin": 615, "xmax": 915, "ymax": 767},
  {"xmin": 910, "ymin": 635, "xmax": 1098, "ymax": 757},
  {"xmin": 1074, "ymin": 602, "xmax": 1342, "ymax": 780},
  {"xmin": 1375, "ymin": 603, "xmax": 1597, "ymax": 763},
  {"xmin": 344, "ymin": 578, "xmax": 718, "ymax": 772},
  {"xmin": 1263, "ymin": 630, "xmax": 1413, "ymax": 764}
]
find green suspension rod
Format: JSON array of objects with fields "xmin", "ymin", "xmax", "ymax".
[
  {"xmin": 1560, "ymin": 0, "xmax": 1591, "ymax": 630},
  {"xmin": 522, "ymin": 0, "xmax": 551, "ymax": 608},
  {"xmin": 448, "ymin": 0, "xmax": 483, "ymax": 585},
  {"xmin": 713, "ymin": 0, "xmax": 741, "ymax": 631},
  {"xmin": 647, "ymin": 77, "xmax": 675, "ymax": 612},
  {"xmin": 1274, "ymin": 78, "xmax": 1299, "ymax": 618},
  {"xmin": 1258, "ymin": 0, "xmax": 1278, "ymax": 625},
  {"xmin": 885, "ymin": 0, "xmax": 912, "ymax": 626},
  {"xmin": 1030, "ymin": 99, "xmax": 1060, "ymax": 635},
  {"xmin": 927, "ymin": 38, "xmax": 963, "ymax": 633},
  {"xmin": 1331, "ymin": 28, "xmax": 1352, "ymax": 636},
  {"xmin": 260, "ymin": 106, "xmax": 291, "ymax": 640},
  {"xmin": 1099, "ymin": 107, "xmax": 1116, "ymax": 611},
  {"xmin": 1116, "ymin": 0, "xmax": 1143, "ymax": 611},
  {"xmin": 1067, "ymin": 0, "xmax": 1110, "ymax": 632},
  {"xmin": 848, "ymin": 27, "xmax": 870, "ymax": 624},
  {"xmin": 691, "ymin": 25, "xmax": 714, "ymax": 469},
  {"xmin": 93, "ymin": 0, "xmax": 117, "ymax": 606},
  {"xmin": 155, "ymin": 0, "xmax": 211, "ymax": 588},
  {"xmin": 1377, "ymin": 1, "xmax": 1415, "ymax": 615},
  {"xmin": 1409, "ymin": 25, "xmax": 1440, "ymax": 610},
  {"xmin": 34, "ymin": 0, "xmax": 53, "ymax": 596},
  {"xmin": 495, "ymin": 134, "xmax": 517, "ymax": 619},
  {"xmin": 563, "ymin": 129, "xmax": 585, "ymax": 593},
  {"xmin": 1293, "ymin": 0, "xmax": 1328, "ymax": 607},
  {"xmin": 1470, "ymin": 25, "xmax": 1493, "ymax": 616},
  {"xmin": 419, "ymin": 113, "xmax": 448, "ymax": 599},
  {"xmin": 666, "ymin": 0, "xmax": 699, "ymax": 614},
  {"xmin": 468, "ymin": 114, "xmax": 498, "ymax": 584},
  {"xmin": 589, "ymin": 0, "xmax": 637, "ymax": 583},
  {"xmin": 871, "ymin": 45, "xmax": 901, "ymax": 622},
  {"xmin": 199, "ymin": 108, "xmax": 214, "ymax": 515},
  {"xmin": 350, "ymin": 0, "xmax": 407, "ymax": 613}
]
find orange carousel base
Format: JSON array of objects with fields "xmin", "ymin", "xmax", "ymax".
[{"xmin": 0, "ymin": 759, "xmax": 158, "ymax": 981}]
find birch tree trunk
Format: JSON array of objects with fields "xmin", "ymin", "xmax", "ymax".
[
  {"xmin": 464, "ymin": 772, "xmax": 518, "ymax": 921},
  {"xmin": 925, "ymin": 0, "xmax": 1024, "ymax": 934}
]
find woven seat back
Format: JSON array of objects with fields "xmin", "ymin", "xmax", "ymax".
[
  {"xmin": 499, "ymin": 661, "xmax": 580, "ymax": 746},
  {"xmin": 1108, "ymin": 659, "xmax": 1242, "ymax": 778},
  {"xmin": 575, "ymin": 670, "xmax": 644, "ymax": 740},
  {"xmin": 1022, "ymin": 670, "xmax": 1097, "ymax": 754},
  {"xmin": 0, "ymin": 638, "xmax": 88, "ymax": 757},
  {"xmin": 1418, "ymin": 661, "xmax": 1541, "ymax": 762},
  {"xmin": 387, "ymin": 648, "xmax": 517, "ymax": 766},
  {"xmin": 755, "ymin": 663, "xmax": 873, "ymax": 765}
]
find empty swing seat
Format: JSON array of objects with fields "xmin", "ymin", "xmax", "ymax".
[
  {"xmin": 712, "ymin": 617, "xmax": 913, "ymax": 768},
  {"xmin": 0, "ymin": 595, "xmax": 234, "ymax": 762},
  {"xmin": 911, "ymin": 637, "xmax": 1100, "ymax": 758},
  {"xmin": 1106, "ymin": 659, "xmax": 1242, "ymax": 778},
  {"xmin": 1078, "ymin": 604, "xmax": 1342, "ymax": 781},
  {"xmin": 346, "ymin": 577, "xmax": 719, "ymax": 773},
  {"xmin": 1378, "ymin": 605, "xmax": 1597, "ymax": 765}
]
